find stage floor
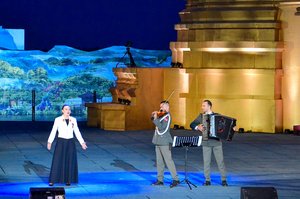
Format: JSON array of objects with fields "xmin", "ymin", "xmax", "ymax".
[{"xmin": 0, "ymin": 123, "xmax": 299, "ymax": 199}]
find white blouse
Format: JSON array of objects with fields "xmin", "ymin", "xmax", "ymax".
[{"xmin": 47, "ymin": 115, "xmax": 85, "ymax": 144}]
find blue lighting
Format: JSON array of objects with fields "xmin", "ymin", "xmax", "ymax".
[
  {"xmin": 0, "ymin": 171, "xmax": 239, "ymax": 198},
  {"xmin": 0, "ymin": 172, "xmax": 156, "ymax": 197},
  {"xmin": 2, "ymin": 171, "xmax": 296, "ymax": 198}
]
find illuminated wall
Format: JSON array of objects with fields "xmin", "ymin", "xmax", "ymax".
[
  {"xmin": 167, "ymin": 0, "xmax": 299, "ymax": 133},
  {"xmin": 280, "ymin": 3, "xmax": 300, "ymax": 130},
  {"xmin": 164, "ymin": 68, "xmax": 281, "ymax": 132}
]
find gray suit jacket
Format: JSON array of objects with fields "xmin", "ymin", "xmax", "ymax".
[{"xmin": 152, "ymin": 113, "xmax": 173, "ymax": 146}]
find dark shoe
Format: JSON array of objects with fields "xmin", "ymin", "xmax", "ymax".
[
  {"xmin": 170, "ymin": 180, "xmax": 180, "ymax": 188},
  {"xmin": 222, "ymin": 180, "xmax": 228, "ymax": 186},
  {"xmin": 152, "ymin": 180, "xmax": 164, "ymax": 186},
  {"xmin": 203, "ymin": 181, "xmax": 211, "ymax": 186},
  {"xmin": 48, "ymin": 183, "xmax": 54, "ymax": 186},
  {"xmin": 66, "ymin": 182, "xmax": 71, "ymax": 186}
]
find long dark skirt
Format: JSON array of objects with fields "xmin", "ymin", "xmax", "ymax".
[{"xmin": 49, "ymin": 138, "xmax": 78, "ymax": 183}]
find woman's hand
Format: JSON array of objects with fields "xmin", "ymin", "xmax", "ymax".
[
  {"xmin": 81, "ymin": 142, "xmax": 88, "ymax": 150},
  {"xmin": 47, "ymin": 142, "xmax": 52, "ymax": 150}
]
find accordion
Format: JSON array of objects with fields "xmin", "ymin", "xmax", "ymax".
[{"xmin": 202, "ymin": 114, "xmax": 236, "ymax": 141}]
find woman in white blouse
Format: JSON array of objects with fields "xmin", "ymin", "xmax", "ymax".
[{"xmin": 47, "ymin": 104, "xmax": 87, "ymax": 186}]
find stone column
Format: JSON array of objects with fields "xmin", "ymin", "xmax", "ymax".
[{"xmin": 280, "ymin": 2, "xmax": 300, "ymax": 130}]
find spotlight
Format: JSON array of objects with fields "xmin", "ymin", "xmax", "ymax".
[
  {"xmin": 284, "ymin": 129, "xmax": 292, "ymax": 134},
  {"xmin": 173, "ymin": 124, "xmax": 180, "ymax": 129},
  {"xmin": 117, "ymin": 98, "xmax": 131, "ymax": 105},
  {"xmin": 118, "ymin": 98, "xmax": 122, "ymax": 104},
  {"xmin": 238, "ymin": 128, "xmax": 244, "ymax": 133},
  {"xmin": 115, "ymin": 41, "xmax": 136, "ymax": 68},
  {"xmin": 121, "ymin": 99, "xmax": 125, "ymax": 105},
  {"xmin": 124, "ymin": 99, "xmax": 131, "ymax": 105},
  {"xmin": 179, "ymin": 126, "xmax": 185, "ymax": 129},
  {"xmin": 170, "ymin": 62, "xmax": 183, "ymax": 68},
  {"xmin": 295, "ymin": 7, "xmax": 300, "ymax": 16},
  {"xmin": 176, "ymin": 62, "xmax": 183, "ymax": 68},
  {"xmin": 125, "ymin": 41, "xmax": 132, "ymax": 47},
  {"xmin": 125, "ymin": 41, "xmax": 136, "ymax": 67},
  {"xmin": 293, "ymin": 125, "xmax": 300, "ymax": 135}
]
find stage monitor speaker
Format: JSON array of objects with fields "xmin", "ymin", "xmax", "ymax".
[
  {"xmin": 241, "ymin": 187, "xmax": 278, "ymax": 199},
  {"xmin": 29, "ymin": 187, "xmax": 65, "ymax": 199}
]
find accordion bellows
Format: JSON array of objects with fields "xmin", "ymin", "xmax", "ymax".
[{"xmin": 202, "ymin": 114, "xmax": 236, "ymax": 141}]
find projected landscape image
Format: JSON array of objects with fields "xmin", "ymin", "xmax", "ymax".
[{"xmin": 0, "ymin": 45, "xmax": 171, "ymax": 121}]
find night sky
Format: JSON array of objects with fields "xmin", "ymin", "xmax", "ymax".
[{"xmin": 0, "ymin": 0, "xmax": 185, "ymax": 51}]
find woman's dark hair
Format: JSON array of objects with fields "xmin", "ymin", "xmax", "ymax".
[
  {"xmin": 61, "ymin": 104, "xmax": 70, "ymax": 110},
  {"xmin": 203, "ymin": 100, "xmax": 212, "ymax": 107}
]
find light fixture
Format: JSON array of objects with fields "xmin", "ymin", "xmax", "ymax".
[{"xmin": 295, "ymin": 7, "xmax": 300, "ymax": 15}]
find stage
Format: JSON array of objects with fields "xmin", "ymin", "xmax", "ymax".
[{"xmin": 0, "ymin": 123, "xmax": 299, "ymax": 199}]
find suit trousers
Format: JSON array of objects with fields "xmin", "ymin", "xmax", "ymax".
[
  {"xmin": 202, "ymin": 139, "xmax": 226, "ymax": 181},
  {"xmin": 155, "ymin": 145, "xmax": 179, "ymax": 182}
]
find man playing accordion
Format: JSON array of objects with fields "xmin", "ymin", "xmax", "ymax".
[{"xmin": 190, "ymin": 100, "xmax": 236, "ymax": 186}]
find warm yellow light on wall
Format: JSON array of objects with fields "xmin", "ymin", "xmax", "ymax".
[
  {"xmin": 201, "ymin": 47, "xmax": 281, "ymax": 53},
  {"xmin": 181, "ymin": 71, "xmax": 189, "ymax": 93},
  {"xmin": 202, "ymin": 48, "xmax": 231, "ymax": 52},
  {"xmin": 242, "ymin": 47, "xmax": 283, "ymax": 53},
  {"xmin": 284, "ymin": 69, "xmax": 300, "ymax": 101},
  {"xmin": 280, "ymin": 3, "xmax": 300, "ymax": 130},
  {"xmin": 178, "ymin": 48, "xmax": 191, "ymax": 51}
]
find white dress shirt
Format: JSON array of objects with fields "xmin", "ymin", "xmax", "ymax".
[{"xmin": 48, "ymin": 115, "xmax": 85, "ymax": 144}]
